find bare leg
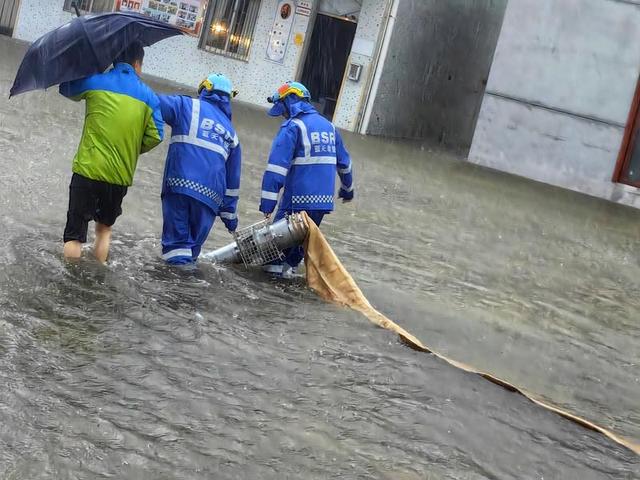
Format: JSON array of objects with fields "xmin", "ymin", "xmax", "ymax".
[
  {"xmin": 63, "ymin": 241, "xmax": 82, "ymax": 260},
  {"xmin": 94, "ymin": 223, "xmax": 112, "ymax": 263}
]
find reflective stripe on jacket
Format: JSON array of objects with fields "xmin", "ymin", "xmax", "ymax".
[{"xmin": 159, "ymin": 91, "xmax": 241, "ymax": 228}]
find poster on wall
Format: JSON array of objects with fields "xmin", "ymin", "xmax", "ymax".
[
  {"xmin": 115, "ymin": 0, "xmax": 206, "ymax": 36},
  {"xmin": 266, "ymin": 0, "xmax": 296, "ymax": 64}
]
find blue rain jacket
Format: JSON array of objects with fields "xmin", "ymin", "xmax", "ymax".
[
  {"xmin": 159, "ymin": 90, "xmax": 241, "ymax": 231},
  {"xmin": 259, "ymin": 97, "xmax": 354, "ymax": 214}
]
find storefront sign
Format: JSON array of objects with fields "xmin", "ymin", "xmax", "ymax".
[
  {"xmin": 296, "ymin": 1, "xmax": 312, "ymax": 16},
  {"xmin": 115, "ymin": 0, "xmax": 206, "ymax": 36}
]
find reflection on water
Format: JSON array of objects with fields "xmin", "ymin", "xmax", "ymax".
[{"xmin": 0, "ymin": 36, "xmax": 638, "ymax": 478}]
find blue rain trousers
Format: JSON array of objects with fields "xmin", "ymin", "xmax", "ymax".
[{"xmin": 161, "ymin": 193, "xmax": 216, "ymax": 265}]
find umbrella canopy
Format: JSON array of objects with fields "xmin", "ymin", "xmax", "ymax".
[{"xmin": 9, "ymin": 12, "xmax": 183, "ymax": 97}]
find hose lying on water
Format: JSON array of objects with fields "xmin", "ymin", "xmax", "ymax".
[{"xmin": 205, "ymin": 212, "xmax": 640, "ymax": 456}]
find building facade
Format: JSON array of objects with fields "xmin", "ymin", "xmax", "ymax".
[
  {"xmin": 6, "ymin": 0, "xmax": 640, "ymax": 208},
  {"xmin": 363, "ymin": 0, "xmax": 507, "ymax": 149},
  {"xmin": 2, "ymin": 0, "xmax": 505, "ymax": 149},
  {"xmin": 4, "ymin": 0, "xmax": 391, "ymax": 133},
  {"xmin": 469, "ymin": 0, "xmax": 640, "ymax": 208}
]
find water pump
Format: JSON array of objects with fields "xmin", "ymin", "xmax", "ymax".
[{"xmin": 202, "ymin": 213, "xmax": 308, "ymax": 266}]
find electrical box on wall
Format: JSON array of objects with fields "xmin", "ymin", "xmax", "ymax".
[
  {"xmin": 266, "ymin": 0, "xmax": 296, "ymax": 64},
  {"xmin": 348, "ymin": 63, "xmax": 363, "ymax": 82}
]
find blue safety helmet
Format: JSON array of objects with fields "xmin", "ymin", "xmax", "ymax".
[{"xmin": 198, "ymin": 73, "xmax": 238, "ymax": 98}]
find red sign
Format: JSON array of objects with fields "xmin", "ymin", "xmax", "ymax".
[{"xmin": 296, "ymin": 0, "xmax": 311, "ymax": 16}]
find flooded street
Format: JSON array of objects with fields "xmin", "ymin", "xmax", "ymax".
[{"xmin": 1, "ymin": 35, "xmax": 639, "ymax": 478}]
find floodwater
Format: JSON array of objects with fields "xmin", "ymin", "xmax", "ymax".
[{"xmin": 1, "ymin": 36, "xmax": 639, "ymax": 479}]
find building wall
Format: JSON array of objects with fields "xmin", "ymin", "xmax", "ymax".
[
  {"xmin": 469, "ymin": 0, "xmax": 640, "ymax": 207},
  {"xmin": 364, "ymin": 0, "xmax": 507, "ymax": 149},
  {"xmin": 12, "ymin": 0, "xmax": 313, "ymax": 108},
  {"xmin": 332, "ymin": 0, "xmax": 388, "ymax": 132},
  {"xmin": 11, "ymin": 0, "xmax": 395, "ymax": 133}
]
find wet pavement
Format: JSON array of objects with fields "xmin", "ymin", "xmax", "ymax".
[{"xmin": 0, "ymin": 36, "xmax": 639, "ymax": 478}]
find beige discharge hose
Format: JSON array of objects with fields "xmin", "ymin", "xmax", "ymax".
[
  {"xmin": 204, "ymin": 212, "xmax": 639, "ymax": 455},
  {"xmin": 300, "ymin": 212, "xmax": 640, "ymax": 456}
]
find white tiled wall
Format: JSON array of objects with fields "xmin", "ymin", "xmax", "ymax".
[
  {"xmin": 12, "ymin": 0, "xmax": 390, "ymax": 131},
  {"xmin": 332, "ymin": 0, "xmax": 387, "ymax": 132},
  {"xmin": 12, "ymin": 0, "xmax": 313, "ymax": 108}
]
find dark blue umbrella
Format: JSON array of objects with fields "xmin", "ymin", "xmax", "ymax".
[{"xmin": 9, "ymin": 12, "xmax": 183, "ymax": 97}]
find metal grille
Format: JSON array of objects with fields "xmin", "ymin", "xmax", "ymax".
[
  {"xmin": 0, "ymin": 0, "xmax": 19, "ymax": 36},
  {"xmin": 63, "ymin": 0, "xmax": 116, "ymax": 14},
  {"xmin": 199, "ymin": 0, "xmax": 261, "ymax": 61},
  {"xmin": 233, "ymin": 218, "xmax": 283, "ymax": 267}
]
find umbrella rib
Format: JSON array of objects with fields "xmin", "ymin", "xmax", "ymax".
[{"xmin": 80, "ymin": 18, "xmax": 104, "ymax": 71}]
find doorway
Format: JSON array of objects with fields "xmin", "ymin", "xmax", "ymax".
[
  {"xmin": 300, "ymin": 13, "xmax": 357, "ymax": 120},
  {"xmin": 0, "ymin": 0, "xmax": 20, "ymax": 36},
  {"xmin": 614, "ymin": 76, "xmax": 640, "ymax": 188}
]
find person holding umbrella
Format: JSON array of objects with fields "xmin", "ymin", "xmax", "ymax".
[
  {"xmin": 59, "ymin": 41, "xmax": 164, "ymax": 263},
  {"xmin": 10, "ymin": 12, "xmax": 183, "ymax": 263}
]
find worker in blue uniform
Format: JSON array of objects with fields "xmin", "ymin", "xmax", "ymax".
[
  {"xmin": 159, "ymin": 73, "xmax": 242, "ymax": 265},
  {"xmin": 259, "ymin": 81, "xmax": 354, "ymax": 276}
]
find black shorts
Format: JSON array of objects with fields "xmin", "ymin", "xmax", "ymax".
[{"xmin": 63, "ymin": 173, "xmax": 128, "ymax": 243}]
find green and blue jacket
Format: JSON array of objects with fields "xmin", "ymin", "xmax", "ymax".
[{"xmin": 60, "ymin": 63, "xmax": 164, "ymax": 186}]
